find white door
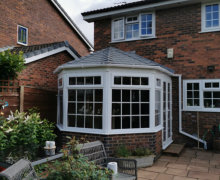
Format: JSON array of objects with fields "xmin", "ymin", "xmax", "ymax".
[{"xmin": 162, "ymin": 81, "xmax": 173, "ymax": 149}]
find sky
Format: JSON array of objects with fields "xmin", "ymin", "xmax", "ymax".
[{"xmin": 57, "ymin": 0, "xmax": 138, "ymax": 45}]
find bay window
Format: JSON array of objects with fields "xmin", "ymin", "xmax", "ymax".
[
  {"xmin": 112, "ymin": 12, "xmax": 155, "ymax": 41},
  {"xmin": 183, "ymin": 79, "xmax": 220, "ymax": 111}
]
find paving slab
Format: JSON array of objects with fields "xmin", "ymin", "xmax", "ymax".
[
  {"xmin": 159, "ymin": 156, "xmax": 178, "ymax": 163},
  {"xmin": 188, "ymin": 171, "xmax": 220, "ymax": 180},
  {"xmin": 191, "ymin": 158, "xmax": 209, "ymax": 164},
  {"xmin": 167, "ymin": 163, "xmax": 188, "ymax": 170},
  {"xmin": 189, "ymin": 162, "xmax": 210, "ymax": 167},
  {"xmin": 173, "ymin": 176, "xmax": 197, "ymax": 180},
  {"xmin": 187, "ymin": 165, "xmax": 209, "ymax": 173},
  {"xmin": 143, "ymin": 166, "xmax": 167, "ymax": 173},
  {"xmin": 209, "ymin": 167, "xmax": 220, "ymax": 175},
  {"xmin": 154, "ymin": 160, "xmax": 169, "ymax": 167},
  {"xmin": 166, "ymin": 168, "xmax": 188, "ymax": 177},
  {"xmin": 155, "ymin": 173, "xmax": 174, "ymax": 180},
  {"xmin": 138, "ymin": 170, "xmax": 159, "ymax": 179}
]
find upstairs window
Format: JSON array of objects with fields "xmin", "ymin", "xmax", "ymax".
[
  {"xmin": 112, "ymin": 12, "xmax": 155, "ymax": 41},
  {"xmin": 202, "ymin": 2, "xmax": 220, "ymax": 32},
  {"xmin": 17, "ymin": 25, "xmax": 28, "ymax": 45}
]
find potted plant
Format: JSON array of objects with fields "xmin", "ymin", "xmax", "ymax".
[{"xmin": 115, "ymin": 145, "xmax": 155, "ymax": 168}]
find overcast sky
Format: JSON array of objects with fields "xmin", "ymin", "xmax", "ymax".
[{"xmin": 57, "ymin": 0, "xmax": 138, "ymax": 45}]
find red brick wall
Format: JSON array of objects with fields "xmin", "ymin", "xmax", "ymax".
[
  {"xmin": 0, "ymin": 0, "xmax": 89, "ymax": 56},
  {"xmin": 94, "ymin": 3, "xmax": 220, "ymax": 146},
  {"xmin": 58, "ymin": 131, "xmax": 162, "ymax": 156},
  {"xmin": 18, "ymin": 51, "xmax": 72, "ymax": 90}
]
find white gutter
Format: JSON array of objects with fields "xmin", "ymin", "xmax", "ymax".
[
  {"xmin": 174, "ymin": 74, "xmax": 207, "ymax": 149},
  {"xmin": 50, "ymin": 0, "xmax": 94, "ymax": 51},
  {"xmin": 83, "ymin": 0, "xmax": 201, "ymax": 22},
  {"xmin": 54, "ymin": 63, "xmax": 175, "ymax": 76}
]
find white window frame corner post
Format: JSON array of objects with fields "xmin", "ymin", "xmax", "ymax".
[
  {"xmin": 150, "ymin": 75, "xmax": 156, "ymax": 129},
  {"xmin": 63, "ymin": 74, "xmax": 68, "ymax": 129}
]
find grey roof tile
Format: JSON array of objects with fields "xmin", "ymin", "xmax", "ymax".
[
  {"xmin": 10, "ymin": 41, "xmax": 80, "ymax": 59},
  {"xmin": 59, "ymin": 47, "xmax": 174, "ymax": 73}
]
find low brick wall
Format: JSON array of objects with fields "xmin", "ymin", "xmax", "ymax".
[{"xmin": 57, "ymin": 130, "xmax": 162, "ymax": 156}]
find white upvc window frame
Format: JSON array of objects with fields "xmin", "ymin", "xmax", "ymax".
[
  {"xmin": 17, "ymin": 25, "xmax": 28, "ymax": 46},
  {"xmin": 111, "ymin": 17, "xmax": 125, "ymax": 41},
  {"xmin": 183, "ymin": 79, "xmax": 220, "ymax": 112},
  {"xmin": 111, "ymin": 12, "xmax": 156, "ymax": 42},
  {"xmin": 201, "ymin": 2, "xmax": 220, "ymax": 32},
  {"xmin": 139, "ymin": 12, "xmax": 156, "ymax": 37}
]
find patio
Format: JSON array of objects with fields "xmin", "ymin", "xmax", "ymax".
[{"xmin": 138, "ymin": 148, "xmax": 220, "ymax": 180}]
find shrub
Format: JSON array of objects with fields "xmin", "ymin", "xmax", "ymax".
[
  {"xmin": 0, "ymin": 50, "xmax": 25, "ymax": 79},
  {"xmin": 36, "ymin": 137, "xmax": 112, "ymax": 180},
  {"xmin": 132, "ymin": 147, "xmax": 152, "ymax": 157},
  {"xmin": 115, "ymin": 144, "xmax": 131, "ymax": 158},
  {"xmin": 0, "ymin": 110, "xmax": 56, "ymax": 163}
]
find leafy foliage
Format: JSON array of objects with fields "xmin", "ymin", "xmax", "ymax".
[
  {"xmin": 132, "ymin": 147, "xmax": 152, "ymax": 157},
  {"xmin": 115, "ymin": 144, "xmax": 131, "ymax": 158},
  {"xmin": 35, "ymin": 136, "xmax": 112, "ymax": 180},
  {"xmin": 0, "ymin": 110, "xmax": 56, "ymax": 163},
  {"xmin": 0, "ymin": 50, "xmax": 25, "ymax": 79}
]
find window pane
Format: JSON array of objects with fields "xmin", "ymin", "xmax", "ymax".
[
  {"xmin": 204, "ymin": 99, "xmax": 212, "ymax": 108},
  {"xmin": 69, "ymin": 77, "xmax": 76, "ymax": 85},
  {"xmin": 187, "ymin": 83, "xmax": 192, "ymax": 90},
  {"xmin": 123, "ymin": 77, "xmax": 131, "ymax": 85},
  {"xmin": 112, "ymin": 90, "xmax": 121, "ymax": 102},
  {"xmin": 68, "ymin": 115, "xmax": 76, "ymax": 127},
  {"xmin": 77, "ymin": 103, "xmax": 84, "ymax": 114},
  {"xmin": 141, "ymin": 77, "xmax": 148, "ymax": 85},
  {"xmin": 122, "ymin": 116, "xmax": 130, "ymax": 129},
  {"xmin": 213, "ymin": 20, "xmax": 219, "ymax": 26},
  {"xmin": 77, "ymin": 77, "xmax": 84, "ymax": 85},
  {"xmin": 194, "ymin": 91, "xmax": 199, "ymax": 98},
  {"xmin": 112, "ymin": 116, "xmax": 121, "ymax": 129},
  {"xmin": 213, "ymin": 92, "xmax": 220, "ymax": 98},
  {"xmin": 132, "ymin": 77, "xmax": 140, "ymax": 85},
  {"xmin": 141, "ymin": 103, "xmax": 149, "ymax": 114},
  {"xmin": 114, "ymin": 77, "xmax": 121, "ymax": 85},
  {"xmin": 194, "ymin": 83, "xmax": 199, "ymax": 90},
  {"xmin": 206, "ymin": 5, "xmax": 212, "ymax": 13},
  {"xmin": 95, "ymin": 103, "xmax": 102, "ymax": 115},
  {"xmin": 205, "ymin": 83, "xmax": 212, "ymax": 88},
  {"xmin": 77, "ymin": 116, "xmax": 84, "ymax": 128},
  {"xmin": 77, "ymin": 90, "xmax": 84, "ymax": 101},
  {"xmin": 86, "ymin": 77, "xmax": 93, "ymax": 85},
  {"xmin": 122, "ymin": 90, "xmax": 130, "ymax": 102},
  {"xmin": 194, "ymin": 99, "xmax": 200, "ymax": 106},
  {"xmin": 206, "ymin": 13, "xmax": 212, "ymax": 20},
  {"xmin": 86, "ymin": 89, "xmax": 93, "ymax": 102},
  {"xmin": 122, "ymin": 103, "xmax": 130, "ymax": 115},
  {"xmin": 187, "ymin": 99, "xmax": 193, "ymax": 106},
  {"xmin": 204, "ymin": 92, "xmax": 212, "ymax": 98},
  {"xmin": 112, "ymin": 103, "xmax": 121, "ymax": 115},
  {"xmin": 213, "ymin": 83, "xmax": 219, "ymax": 88},
  {"xmin": 69, "ymin": 90, "xmax": 76, "ymax": 101},
  {"xmin": 141, "ymin": 90, "xmax": 149, "ymax": 102},
  {"xmin": 213, "ymin": 4, "xmax": 219, "ymax": 11},
  {"xmin": 85, "ymin": 103, "xmax": 93, "ymax": 115},
  {"xmin": 132, "ymin": 90, "xmax": 139, "ymax": 102},
  {"xmin": 85, "ymin": 116, "xmax": 93, "ymax": 128},
  {"xmin": 132, "ymin": 116, "xmax": 139, "ymax": 128},
  {"xmin": 68, "ymin": 103, "xmax": 75, "ymax": 114},
  {"xmin": 94, "ymin": 116, "xmax": 102, "ymax": 129},
  {"xmin": 132, "ymin": 103, "xmax": 139, "ymax": 115},
  {"xmin": 213, "ymin": 99, "xmax": 220, "ymax": 108},
  {"xmin": 187, "ymin": 91, "xmax": 193, "ymax": 98},
  {"xmin": 94, "ymin": 76, "xmax": 101, "ymax": 84},
  {"xmin": 141, "ymin": 116, "xmax": 149, "ymax": 128},
  {"xmin": 95, "ymin": 89, "xmax": 103, "ymax": 102}
]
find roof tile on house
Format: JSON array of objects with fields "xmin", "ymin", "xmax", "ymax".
[
  {"xmin": 82, "ymin": 0, "xmax": 168, "ymax": 16},
  {"xmin": 10, "ymin": 41, "xmax": 80, "ymax": 58},
  {"xmin": 57, "ymin": 47, "xmax": 174, "ymax": 73}
]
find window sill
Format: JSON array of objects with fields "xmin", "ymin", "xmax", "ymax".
[
  {"xmin": 110, "ymin": 36, "xmax": 157, "ymax": 44},
  {"xmin": 57, "ymin": 124, "xmax": 163, "ymax": 135},
  {"xmin": 199, "ymin": 28, "xmax": 220, "ymax": 34},
  {"xmin": 183, "ymin": 108, "xmax": 220, "ymax": 112},
  {"xmin": 17, "ymin": 42, "xmax": 28, "ymax": 46}
]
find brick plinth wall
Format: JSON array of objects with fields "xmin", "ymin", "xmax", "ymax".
[{"xmin": 57, "ymin": 130, "xmax": 162, "ymax": 156}]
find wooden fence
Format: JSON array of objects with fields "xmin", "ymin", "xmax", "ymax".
[{"xmin": 0, "ymin": 80, "xmax": 57, "ymax": 122}]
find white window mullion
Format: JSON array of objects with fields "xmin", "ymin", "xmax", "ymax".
[
  {"xmin": 63, "ymin": 74, "xmax": 68, "ymax": 129},
  {"xmin": 150, "ymin": 76, "xmax": 155, "ymax": 128}
]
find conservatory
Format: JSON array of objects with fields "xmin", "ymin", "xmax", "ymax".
[{"xmin": 54, "ymin": 47, "xmax": 175, "ymax": 152}]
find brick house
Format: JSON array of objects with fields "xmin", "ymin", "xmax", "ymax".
[
  {"xmin": 55, "ymin": 0, "xmax": 220, "ymax": 155},
  {"xmin": 0, "ymin": 0, "xmax": 93, "ymax": 121}
]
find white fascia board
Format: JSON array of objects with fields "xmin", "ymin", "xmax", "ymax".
[
  {"xmin": 50, "ymin": 0, "xmax": 94, "ymax": 51},
  {"xmin": 25, "ymin": 47, "xmax": 78, "ymax": 64},
  {"xmin": 83, "ymin": 0, "xmax": 200, "ymax": 22},
  {"xmin": 54, "ymin": 64, "xmax": 175, "ymax": 76}
]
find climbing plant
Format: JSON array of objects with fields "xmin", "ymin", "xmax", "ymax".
[{"xmin": 0, "ymin": 50, "xmax": 25, "ymax": 79}]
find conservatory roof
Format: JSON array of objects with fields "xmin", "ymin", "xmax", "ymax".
[{"xmin": 54, "ymin": 47, "xmax": 174, "ymax": 74}]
